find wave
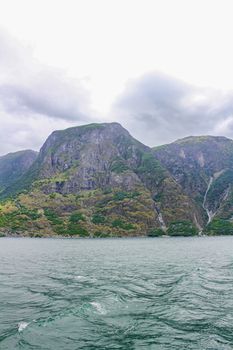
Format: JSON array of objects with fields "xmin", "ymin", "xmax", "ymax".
[
  {"xmin": 18, "ymin": 322, "xmax": 29, "ymax": 332},
  {"xmin": 90, "ymin": 302, "xmax": 107, "ymax": 315}
]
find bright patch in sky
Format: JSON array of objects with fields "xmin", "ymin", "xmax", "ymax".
[{"xmin": 0, "ymin": 0, "xmax": 233, "ymax": 153}]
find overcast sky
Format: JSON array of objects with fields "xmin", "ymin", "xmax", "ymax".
[{"xmin": 1, "ymin": 0, "xmax": 233, "ymax": 154}]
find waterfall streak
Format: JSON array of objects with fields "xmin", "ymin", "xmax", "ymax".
[{"xmin": 203, "ymin": 177, "xmax": 214, "ymax": 224}]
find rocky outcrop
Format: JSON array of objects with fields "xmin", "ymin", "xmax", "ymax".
[{"xmin": 153, "ymin": 136, "xmax": 233, "ymax": 228}]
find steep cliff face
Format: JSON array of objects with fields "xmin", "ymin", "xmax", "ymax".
[
  {"xmin": 0, "ymin": 123, "xmax": 201, "ymax": 237},
  {"xmin": 33, "ymin": 122, "xmax": 146, "ymax": 193},
  {"xmin": 0, "ymin": 150, "xmax": 38, "ymax": 192},
  {"xmin": 153, "ymin": 136, "xmax": 233, "ymax": 227},
  {"xmin": 2, "ymin": 124, "xmax": 233, "ymax": 237}
]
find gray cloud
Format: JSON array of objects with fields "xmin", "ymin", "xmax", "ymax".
[
  {"xmin": 113, "ymin": 72, "xmax": 233, "ymax": 146},
  {"xmin": 0, "ymin": 30, "xmax": 92, "ymax": 121},
  {"xmin": 2, "ymin": 26, "xmax": 233, "ymax": 156},
  {"xmin": 0, "ymin": 75, "xmax": 90, "ymax": 121},
  {"xmin": 0, "ymin": 29, "xmax": 93, "ymax": 155},
  {"xmin": 0, "ymin": 111, "xmax": 73, "ymax": 155}
]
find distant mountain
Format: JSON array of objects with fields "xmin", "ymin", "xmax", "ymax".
[
  {"xmin": 0, "ymin": 150, "xmax": 38, "ymax": 192},
  {"xmin": 153, "ymin": 136, "xmax": 233, "ymax": 235},
  {"xmin": 0, "ymin": 123, "xmax": 232, "ymax": 237}
]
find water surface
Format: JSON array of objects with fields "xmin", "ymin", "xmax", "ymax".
[{"xmin": 1, "ymin": 236, "xmax": 233, "ymax": 349}]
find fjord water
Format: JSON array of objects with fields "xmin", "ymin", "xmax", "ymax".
[{"xmin": 1, "ymin": 238, "xmax": 233, "ymax": 350}]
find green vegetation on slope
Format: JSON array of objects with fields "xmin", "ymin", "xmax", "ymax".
[
  {"xmin": 0, "ymin": 150, "xmax": 37, "ymax": 193},
  {"xmin": 167, "ymin": 221, "xmax": 198, "ymax": 236},
  {"xmin": 205, "ymin": 219, "xmax": 233, "ymax": 235},
  {"xmin": 147, "ymin": 228, "xmax": 164, "ymax": 237},
  {"xmin": 0, "ymin": 187, "xmax": 158, "ymax": 237}
]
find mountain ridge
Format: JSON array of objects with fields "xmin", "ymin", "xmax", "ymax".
[
  {"xmin": 0, "ymin": 149, "xmax": 38, "ymax": 193},
  {"xmin": 0, "ymin": 123, "xmax": 232, "ymax": 237}
]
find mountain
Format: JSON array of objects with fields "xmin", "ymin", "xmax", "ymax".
[
  {"xmin": 0, "ymin": 123, "xmax": 201, "ymax": 237},
  {"xmin": 0, "ymin": 123, "xmax": 233, "ymax": 237},
  {"xmin": 153, "ymin": 136, "xmax": 233, "ymax": 234},
  {"xmin": 0, "ymin": 150, "xmax": 38, "ymax": 192}
]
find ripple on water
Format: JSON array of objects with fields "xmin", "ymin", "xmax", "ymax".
[{"xmin": 1, "ymin": 237, "xmax": 233, "ymax": 349}]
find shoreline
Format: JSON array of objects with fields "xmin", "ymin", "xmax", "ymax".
[{"xmin": 0, "ymin": 233, "xmax": 228, "ymax": 239}]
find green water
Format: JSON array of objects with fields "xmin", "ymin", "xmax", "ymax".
[{"xmin": 1, "ymin": 237, "xmax": 233, "ymax": 349}]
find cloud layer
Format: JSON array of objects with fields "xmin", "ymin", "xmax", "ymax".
[
  {"xmin": 114, "ymin": 72, "xmax": 233, "ymax": 146},
  {"xmin": 0, "ymin": 30, "xmax": 93, "ymax": 154},
  {"xmin": 2, "ymin": 27, "xmax": 233, "ymax": 155}
]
